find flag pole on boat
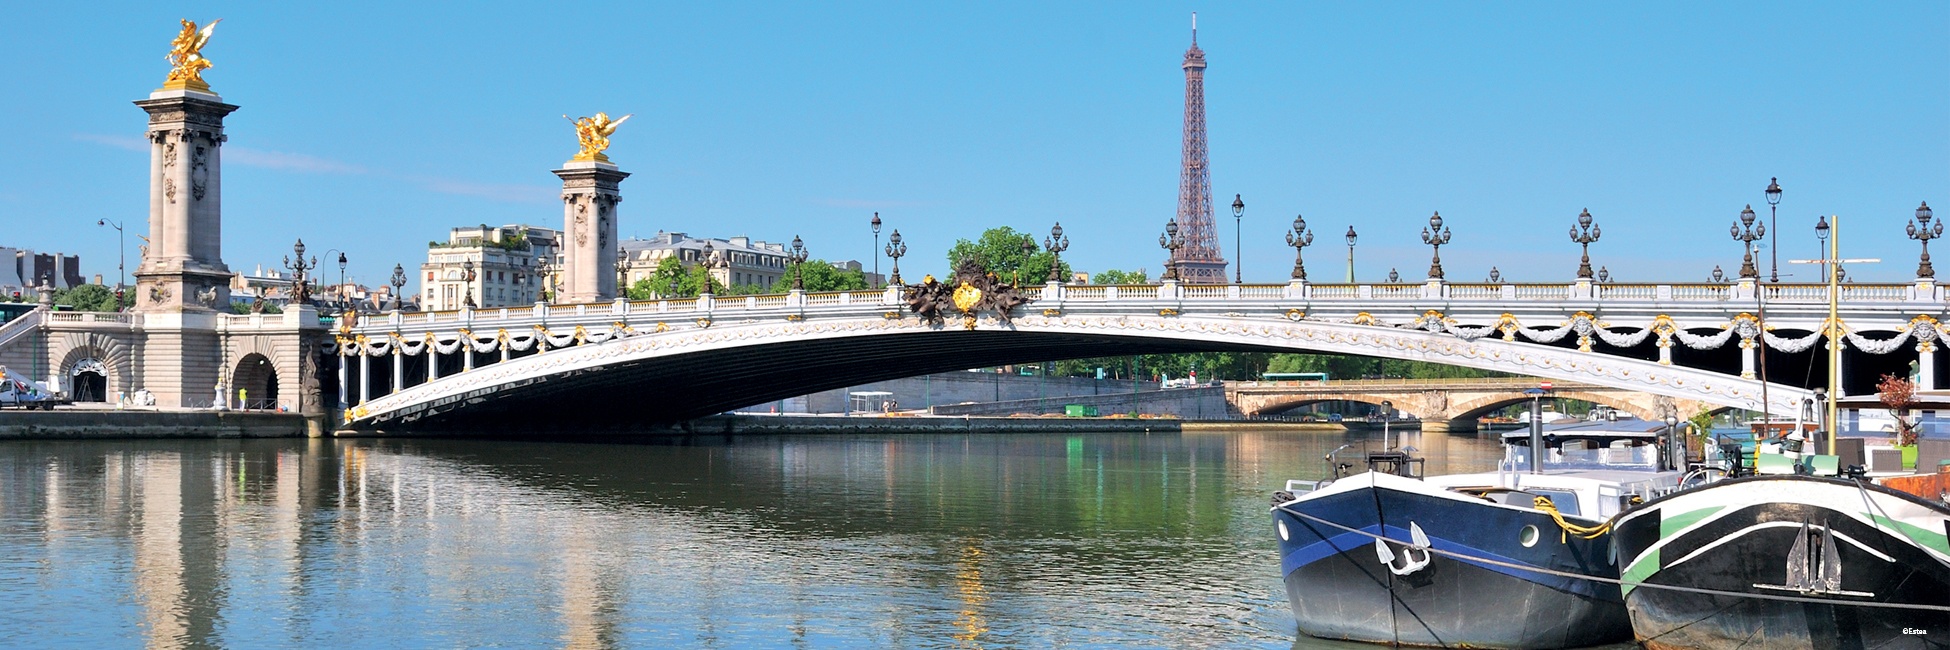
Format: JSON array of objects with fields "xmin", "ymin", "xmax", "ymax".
[{"xmin": 1793, "ymin": 214, "xmax": 1878, "ymax": 455}]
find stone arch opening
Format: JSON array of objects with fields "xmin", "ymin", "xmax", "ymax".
[
  {"xmin": 1450, "ymin": 391, "xmax": 1659, "ymax": 423},
  {"xmin": 69, "ymin": 358, "xmax": 108, "ymax": 402},
  {"xmin": 234, "ymin": 353, "xmax": 279, "ymax": 410},
  {"xmin": 1255, "ymin": 395, "xmax": 1433, "ymax": 421}
]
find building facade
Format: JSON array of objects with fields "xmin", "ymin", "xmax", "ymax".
[
  {"xmin": 621, "ymin": 232, "xmax": 795, "ymax": 293},
  {"xmin": 420, "ymin": 224, "xmax": 561, "ymax": 311},
  {"xmin": 0, "ymin": 248, "xmax": 85, "ymax": 294}
]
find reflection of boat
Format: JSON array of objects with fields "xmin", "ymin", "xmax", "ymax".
[
  {"xmin": 1613, "ymin": 400, "xmax": 1950, "ymax": 650},
  {"xmin": 1270, "ymin": 421, "xmax": 1685, "ymax": 648}
]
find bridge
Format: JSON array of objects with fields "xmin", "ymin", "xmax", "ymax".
[
  {"xmin": 330, "ymin": 275, "xmax": 1944, "ymax": 432},
  {"xmin": 1224, "ymin": 377, "xmax": 1694, "ymax": 432}
]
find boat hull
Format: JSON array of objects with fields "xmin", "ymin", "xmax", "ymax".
[
  {"xmin": 1614, "ymin": 475, "xmax": 1950, "ymax": 650},
  {"xmin": 1273, "ymin": 473, "xmax": 1631, "ymax": 649}
]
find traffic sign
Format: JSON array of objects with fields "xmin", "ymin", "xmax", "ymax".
[{"xmin": 1539, "ymin": 381, "xmax": 1553, "ymax": 391}]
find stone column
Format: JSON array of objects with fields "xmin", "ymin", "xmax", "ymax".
[
  {"xmin": 554, "ymin": 161, "xmax": 630, "ymax": 303},
  {"xmin": 1920, "ymin": 342, "xmax": 1937, "ymax": 392},
  {"xmin": 133, "ymin": 88, "xmax": 236, "ymax": 313},
  {"xmin": 392, "ymin": 348, "xmax": 404, "ymax": 395},
  {"xmin": 336, "ymin": 349, "xmax": 349, "ymax": 410},
  {"xmin": 358, "ymin": 352, "xmax": 370, "ymax": 405}
]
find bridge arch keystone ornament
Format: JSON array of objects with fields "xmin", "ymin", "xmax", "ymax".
[{"xmin": 904, "ymin": 258, "xmax": 1029, "ymax": 330}]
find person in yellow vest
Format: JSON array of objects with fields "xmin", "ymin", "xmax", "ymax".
[{"xmin": 239, "ymin": 388, "xmax": 248, "ymax": 410}]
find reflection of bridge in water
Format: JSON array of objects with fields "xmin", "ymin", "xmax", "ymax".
[
  {"xmin": 1225, "ymin": 377, "xmax": 1692, "ymax": 433},
  {"xmin": 334, "ymin": 279, "xmax": 1944, "ymax": 432}
]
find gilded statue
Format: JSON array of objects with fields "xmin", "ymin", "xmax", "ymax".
[
  {"xmin": 564, "ymin": 112, "xmax": 632, "ymax": 162},
  {"xmin": 163, "ymin": 19, "xmax": 222, "ymax": 91}
]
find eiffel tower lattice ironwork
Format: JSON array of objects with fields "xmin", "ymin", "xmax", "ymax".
[{"xmin": 1170, "ymin": 16, "xmax": 1229, "ymax": 284}]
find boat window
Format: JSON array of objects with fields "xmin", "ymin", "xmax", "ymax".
[{"xmin": 1532, "ymin": 489, "xmax": 1581, "ymax": 516}]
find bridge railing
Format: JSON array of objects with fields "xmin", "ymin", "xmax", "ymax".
[{"xmin": 354, "ymin": 278, "xmax": 1941, "ymax": 336}]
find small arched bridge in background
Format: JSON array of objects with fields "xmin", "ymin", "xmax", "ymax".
[
  {"xmin": 1224, "ymin": 377, "xmax": 1704, "ymax": 433},
  {"xmin": 333, "ymin": 278, "xmax": 1944, "ymax": 433}
]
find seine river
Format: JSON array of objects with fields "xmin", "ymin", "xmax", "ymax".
[{"xmin": 0, "ymin": 428, "xmax": 1612, "ymax": 649}]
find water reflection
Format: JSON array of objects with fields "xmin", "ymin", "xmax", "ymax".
[{"xmin": 0, "ymin": 430, "xmax": 1527, "ymax": 648}]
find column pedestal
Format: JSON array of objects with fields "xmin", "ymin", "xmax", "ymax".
[{"xmin": 554, "ymin": 161, "xmax": 630, "ymax": 304}]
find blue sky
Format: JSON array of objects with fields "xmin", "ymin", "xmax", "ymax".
[{"xmin": 8, "ymin": 2, "xmax": 1946, "ymax": 287}]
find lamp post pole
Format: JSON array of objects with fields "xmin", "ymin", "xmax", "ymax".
[
  {"xmin": 884, "ymin": 230, "xmax": 906, "ymax": 286},
  {"xmin": 1232, "ymin": 194, "xmax": 1245, "ymax": 283},
  {"xmin": 1285, "ymin": 213, "xmax": 1313, "ymax": 281},
  {"xmin": 1909, "ymin": 202, "xmax": 1940, "ymax": 279},
  {"xmin": 787, "ymin": 236, "xmax": 809, "ymax": 291},
  {"xmin": 1569, "ymin": 209, "xmax": 1601, "ymax": 279},
  {"xmin": 1422, "ymin": 212, "xmax": 1452, "ymax": 280},
  {"xmin": 460, "ymin": 259, "xmax": 476, "ymax": 308},
  {"xmin": 1158, "ymin": 218, "xmax": 1184, "ymax": 281},
  {"xmin": 1345, "ymin": 226, "xmax": 1357, "ymax": 283},
  {"xmin": 1766, "ymin": 178, "xmax": 1782, "ymax": 282},
  {"xmin": 1019, "ymin": 236, "xmax": 1036, "ymax": 286},
  {"xmin": 96, "ymin": 219, "xmax": 125, "ymax": 310},
  {"xmin": 870, "ymin": 213, "xmax": 882, "ymax": 289},
  {"xmin": 389, "ymin": 264, "xmax": 406, "ymax": 311},
  {"xmin": 1044, "ymin": 223, "xmax": 1069, "ymax": 283}
]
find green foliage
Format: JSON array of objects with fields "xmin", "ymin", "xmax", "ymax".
[
  {"xmin": 945, "ymin": 227, "xmax": 1071, "ymax": 285},
  {"xmin": 227, "ymin": 301, "xmax": 284, "ymax": 314},
  {"xmin": 627, "ymin": 257, "xmax": 726, "ymax": 299},
  {"xmin": 798, "ymin": 260, "xmax": 869, "ymax": 292},
  {"xmin": 50, "ymin": 285, "xmax": 129, "ymax": 312},
  {"xmin": 1266, "ymin": 353, "xmax": 1506, "ymax": 380},
  {"xmin": 1090, "ymin": 269, "xmax": 1149, "ymax": 284}
]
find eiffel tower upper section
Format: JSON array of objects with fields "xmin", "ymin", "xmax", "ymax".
[{"xmin": 1170, "ymin": 23, "xmax": 1229, "ymax": 284}]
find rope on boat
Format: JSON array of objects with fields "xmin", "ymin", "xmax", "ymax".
[
  {"xmin": 1274, "ymin": 503, "xmax": 1950, "ymax": 613},
  {"xmin": 1532, "ymin": 495, "xmax": 1612, "ymax": 542}
]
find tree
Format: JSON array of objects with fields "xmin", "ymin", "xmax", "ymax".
[
  {"xmin": 1878, "ymin": 374, "xmax": 1921, "ymax": 447},
  {"xmin": 945, "ymin": 227, "xmax": 1070, "ymax": 285},
  {"xmin": 797, "ymin": 260, "xmax": 869, "ymax": 292},
  {"xmin": 628, "ymin": 257, "xmax": 706, "ymax": 300},
  {"xmin": 49, "ymin": 284, "xmax": 128, "ymax": 312},
  {"xmin": 1090, "ymin": 269, "xmax": 1149, "ymax": 284}
]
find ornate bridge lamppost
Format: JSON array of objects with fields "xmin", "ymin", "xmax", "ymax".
[
  {"xmin": 787, "ymin": 235, "xmax": 809, "ymax": 291},
  {"xmin": 1159, "ymin": 218, "xmax": 1185, "ymax": 281},
  {"xmin": 870, "ymin": 212, "xmax": 882, "ymax": 289},
  {"xmin": 1730, "ymin": 205, "xmax": 1766, "ymax": 279},
  {"xmin": 1232, "ymin": 194, "xmax": 1245, "ymax": 283},
  {"xmin": 1766, "ymin": 178, "xmax": 1783, "ymax": 282},
  {"xmin": 283, "ymin": 239, "xmax": 317, "ymax": 305},
  {"xmin": 1421, "ymin": 211, "xmax": 1452, "ymax": 280},
  {"xmin": 884, "ymin": 229, "xmax": 906, "ymax": 287},
  {"xmin": 1569, "ymin": 208, "xmax": 1601, "ymax": 279},
  {"xmin": 389, "ymin": 263, "xmax": 407, "ymax": 311},
  {"xmin": 1487, "ymin": 267, "xmax": 1502, "ymax": 283},
  {"xmin": 1285, "ymin": 213, "xmax": 1313, "ymax": 281},
  {"xmin": 1709, "ymin": 265, "xmax": 1727, "ymax": 284},
  {"xmin": 1598, "ymin": 266, "xmax": 1611, "ymax": 284},
  {"xmin": 698, "ymin": 241, "xmax": 715, "ymax": 295},
  {"xmin": 1344, "ymin": 226, "xmax": 1358, "ymax": 283},
  {"xmin": 1018, "ymin": 235, "xmax": 1037, "ymax": 285},
  {"xmin": 1044, "ymin": 222, "xmax": 1069, "ymax": 283},
  {"xmin": 460, "ymin": 258, "xmax": 477, "ymax": 308},
  {"xmin": 1909, "ymin": 201, "xmax": 1940, "ymax": 279},
  {"xmin": 536, "ymin": 254, "xmax": 554, "ymax": 303},
  {"xmin": 617, "ymin": 247, "xmax": 631, "ymax": 294}
]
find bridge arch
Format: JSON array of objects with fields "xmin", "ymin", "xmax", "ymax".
[
  {"xmin": 1251, "ymin": 395, "xmax": 1440, "ymax": 421},
  {"xmin": 50, "ymin": 332, "xmax": 134, "ymax": 401},
  {"xmin": 343, "ymin": 311, "xmax": 1814, "ymax": 432},
  {"xmin": 1447, "ymin": 391, "xmax": 1667, "ymax": 423}
]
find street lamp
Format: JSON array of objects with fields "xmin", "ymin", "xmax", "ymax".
[
  {"xmin": 1765, "ymin": 178, "xmax": 1782, "ymax": 282},
  {"xmin": 1487, "ymin": 267, "xmax": 1502, "ymax": 283},
  {"xmin": 1730, "ymin": 205, "xmax": 1765, "ymax": 279},
  {"xmin": 389, "ymin": 263, "xmax": 406, "ymax": 311},
  {"xmin": 1709, "ymin": 265, "xmax": 1727, "ymax": 284},
  {"xmin": 1422, "ymin": 211, "xmax": 1452, "ymax": 280},
  {"xmin": 1231, "ymin": 194, "xmax": 1245, "ymax": 283},
  {"xmin": 1387, "ymin": 268, "xmax": 1400, "ymax": 283},
  {"xmin": 1044, "ymin": 222, "xmax": 1069, "ymax": 283},
  {"xmin": 697, "ymin": 241, "xmax": 714, "ymax": 295},
  {"xmin": 1663, "ymin": 411, "xmax": 1682, "ymax": 471},
  {"xmin": 617, "ymin": 246, "xmax": 630, "ymax": 294},
  {"xmin": 1284, "ymin": 213, "xmax": 1313, "ymax": 281},
  {"xmin": 1569, "ymin": 208, "xmax": 1601, "ymax": 279},
  {"xmin": 1344, "ymin": 226, "xmax": 1358, "ymax": 283},
  {"xmin": 1908, "ymin": 201, "xmax": 1940, "ymax": 279},
  {"xmin": 1158, "ymin": 217, "xmax": 1184, "ymax": 281},
  {"xmin": 283, "ymin": 239, "xmax": 317, "ymax": 305},
  {"xmin": 1597, "ymin": 266, "xmax": 1610, "ymax": 283},
  {"xmin": 885, "ymin": 229, "xmax": 906, "ymax": 286},
  {"xmin": 870, "ymin": 212, "xmax": 882, "ymax": 289},
  {"xmin": 1381, "ymin": 399, "xmax": 1394, "ymax": 451},
  {"xmin": 96, "ymin": 219, "xmax": 126, "ymax": 310},
  {"xmin": 460, "ymin": 258, "xmax": 476, "ymax": 308},
  {"xmin": 536, "ymin": 255, "xmax": 554, "ymax": 304},
  {"xmin": 787, "ymin": 235, "xmax": 809, "ymax": 291}
]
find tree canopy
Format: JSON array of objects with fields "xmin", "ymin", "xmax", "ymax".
[
  {"xmin": 1089, "ymin": 269, "xmax": 1149, "ymax": 284},
  {"xmin": 944, "ymin": 227, "xmax": 1071, "ymax": 285},
  {"xmin": 50, "ymin": 284, "xmax": 129, "ymax": 312}
]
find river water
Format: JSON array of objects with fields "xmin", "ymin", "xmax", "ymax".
[{"xmin": 0, "ymin": 428, "xmax": 1579, "ymax": 649}]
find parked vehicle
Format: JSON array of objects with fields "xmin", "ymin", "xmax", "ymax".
[{"xmin": 0, "ymin": 366, "xmax": 65, "ymax": 410}]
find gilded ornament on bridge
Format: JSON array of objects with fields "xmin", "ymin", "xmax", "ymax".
[
  {"xmin": 162, "ymin": 19, "xmax": 221, "ymax": 92},
  {"xmin": 565, "ymin": 112, "xmax": 632, "ymax": 162},
  {"xmin": 904, "ymin": 257, "xmax": 1029, "ymax": 329}
]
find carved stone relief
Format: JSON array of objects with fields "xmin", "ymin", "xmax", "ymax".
[{"xmin": 191, "ymin": 146, "xmax": 209, "ymax": 201}]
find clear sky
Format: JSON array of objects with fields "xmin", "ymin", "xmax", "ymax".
[{"xmin": 8, "ymin": 2, "xmax": 1946, "ymax": 288}]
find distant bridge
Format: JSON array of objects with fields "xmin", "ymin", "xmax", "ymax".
[
  {"xmin": 331, "ymin": 278, "xmax": 1945, "ymax": 432},
  {"xmin": 1224, "ymin": 377, "xmax": 1695, "ymax": 432}
]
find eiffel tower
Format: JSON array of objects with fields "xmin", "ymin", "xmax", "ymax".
[{"xmin": 1169, "ymin": 15, "xmax": 1229, "ymax": 284}]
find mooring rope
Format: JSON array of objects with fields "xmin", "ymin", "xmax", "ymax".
[
  {"xmin": 1532, "ymin": 495, "xmax": 1614, "ymax": 542},
  {"xmin": 1274, "ymin": 502, "xmax": 1950, "ymax": 613}
]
